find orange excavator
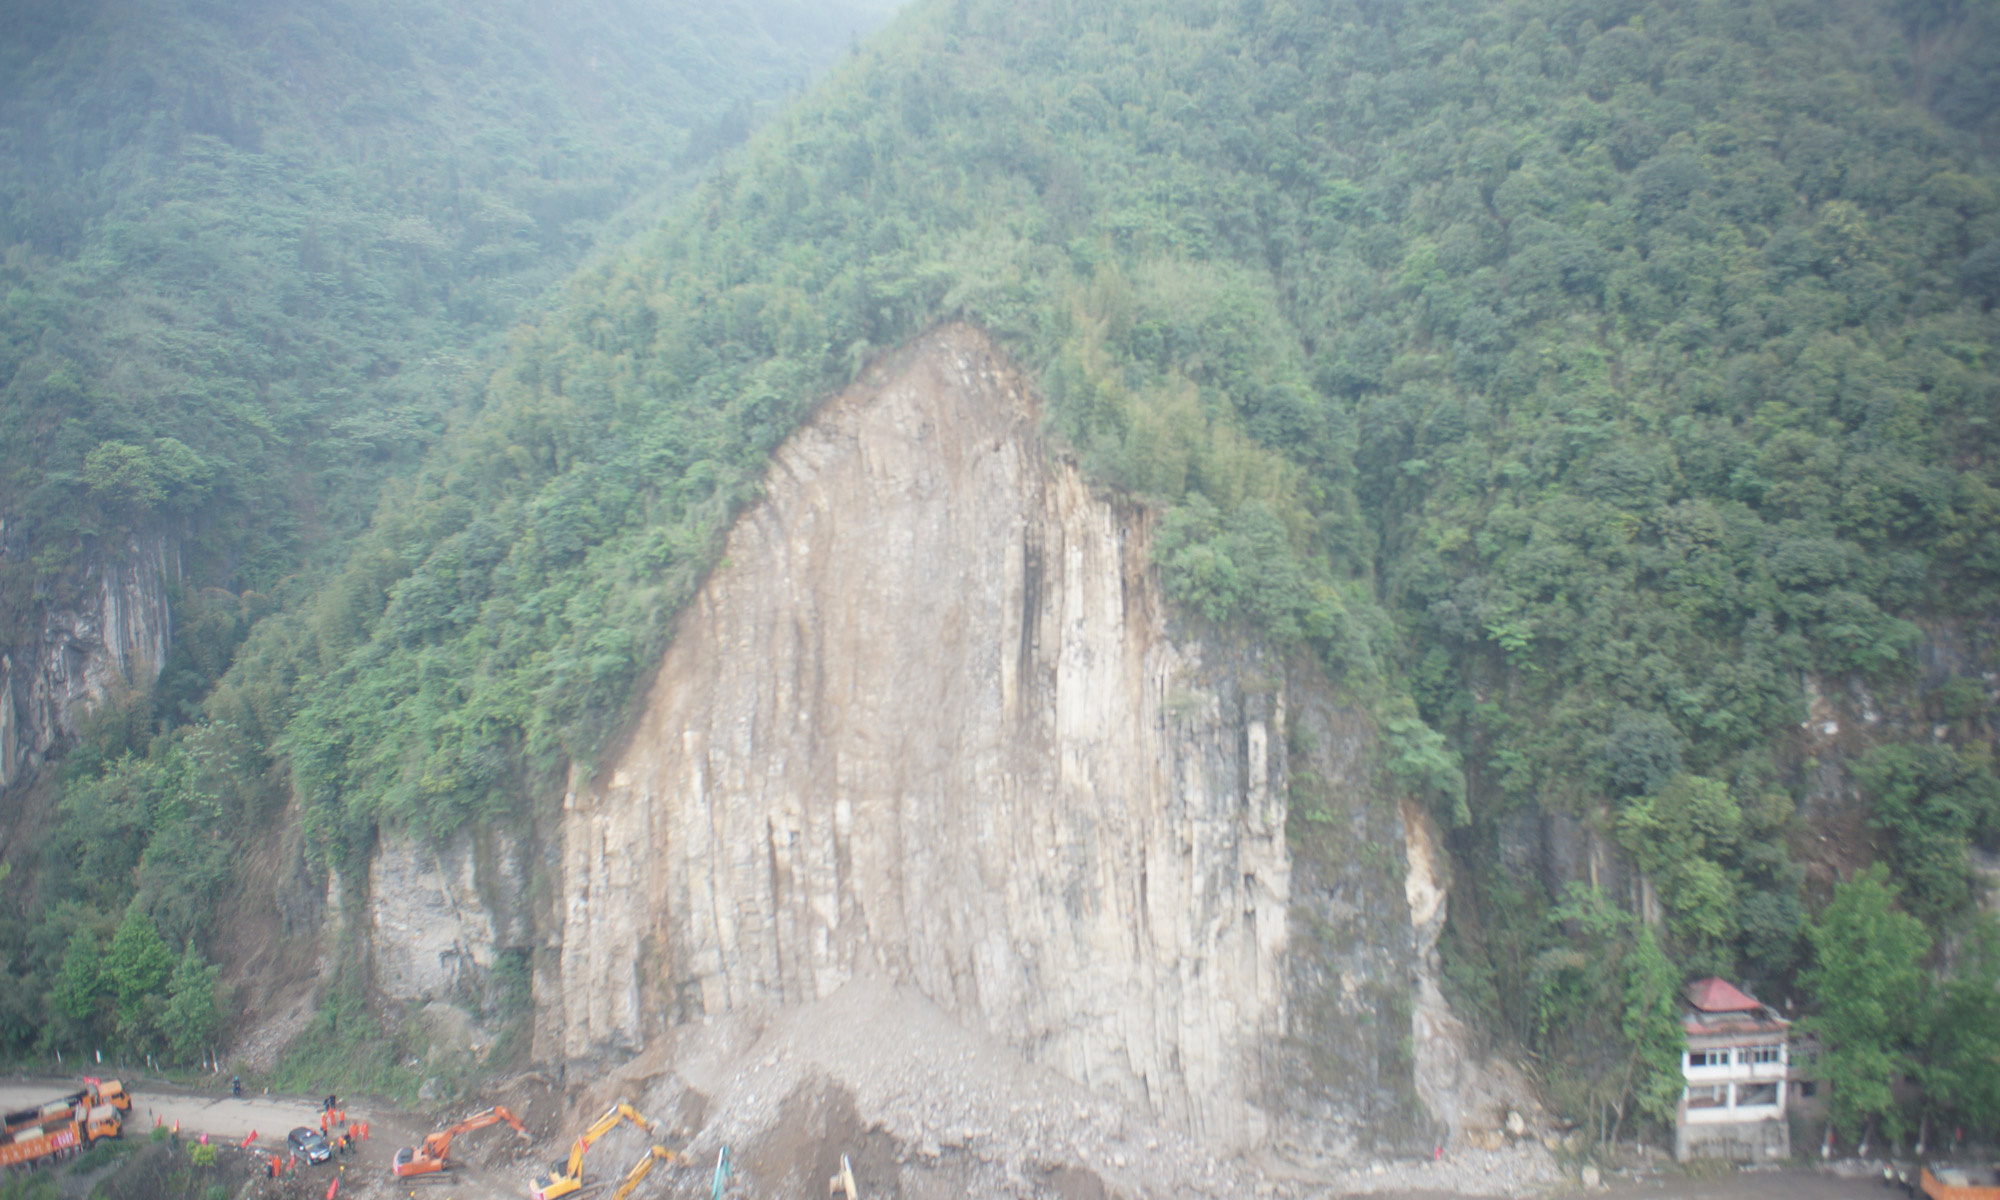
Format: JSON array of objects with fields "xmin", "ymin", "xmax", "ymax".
[{"xmin": 391, "ymin": 1105, "xmax": 531, "ymax": 1179}]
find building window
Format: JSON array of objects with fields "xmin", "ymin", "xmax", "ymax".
[
  {"xmin": 1795, "ymin": 1080, "xmax": 1818, "ymax": 1098},
  {"xmin": 1747, "ymin": 1045, "xmax": 1783, "ymax": 1065},
  {"xmin": 1736, "ymin": 1083, "xmax": 1780, "ymax": 1107},
  {"xmin": 1687, "ymin": 1049, "xmax": 1730, "ymax": 1068},
  {"xmin": 1687, "ymin": 1085, "xmax": 1727, "ymax": 1109}
]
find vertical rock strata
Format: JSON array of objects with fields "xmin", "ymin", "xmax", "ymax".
[
  {"xmin": 368, "ymin": 827, "xmax": 534, "ymax": 1011},
  {"xmin": 0, "ymin": 530, "xmax": 178, "ymax": 788},
  {"xmin": 556, "ymin": 325, "xmax": 1433, "ymax": 1152}
]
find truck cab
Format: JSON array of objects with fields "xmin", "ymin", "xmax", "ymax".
[{"xmin": 82, "ymin": 1105, "xmax": 121, "ymax": 1143}]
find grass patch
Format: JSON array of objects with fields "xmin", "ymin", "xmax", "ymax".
[{"xmin": 261, "ymin": 981, "xmax": 422, "ymax": 1103}]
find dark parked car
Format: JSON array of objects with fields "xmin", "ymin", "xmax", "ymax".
[{"xmin": 288, "ymin": 1127, "xmax": 332, "ymax": 1165}]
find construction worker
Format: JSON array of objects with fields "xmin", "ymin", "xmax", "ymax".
[{"xmin": 231, "ymin": 1076, "xmax": 241, "ymax": 1098}]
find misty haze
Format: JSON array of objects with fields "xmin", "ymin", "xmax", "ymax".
[{"xmin": 0, "ymin": 1, "xmax": 1998, "ymax": 1198}]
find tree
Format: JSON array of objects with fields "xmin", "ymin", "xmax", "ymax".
[
  {"xmin": 47, "ymin": 928, "xmax": 105, "ymax": 1041},
  {"xmin": 1617, "ymin": 775, "xmax": 1744, "ymax": 970},
  {"xmin": 105, "ymin": 907, "xmax": 174, "ymax": 1043},
  {"xmin": 1534, "ymin": 885, "xmax": 1685, "ymax": 1142},
  {"xmin": 1603, "ymin": 712, "xmax": 1685, "ymax": 798},
  {"xmin": 1916, "ymin": 915, "xmax": 2000, "ymax": 1135},
  {"xmin": 1801, "ymin": 866, "xmax": 1931, "ymax": 1140},
  {"xmin": 1622, "ymin": 925, "xmax": 1687, "ymax": 1134},
  {"xmin": 1857, "ymin": 743, "xmax": 2000, "ymax": 922},
  {"xmin": 159, "ymin": 944, "xmax": 221, "ymax": 1062}
]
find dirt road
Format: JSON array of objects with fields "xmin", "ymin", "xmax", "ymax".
[
  {"xmin": 1597, "ymin": 1170, "xmax": 1894, "ymax": 1200},
  {"xmin": 0, "ymin": 1080, "xmax": 327, "ymax": 1144},
  {"xmin": 0, "ymin": 1079, "xmax": 523, "ymax": 1200},
  {"xmin": 1376, "ymin": 1169, "xmax": 1897, "ymax": 1200}
]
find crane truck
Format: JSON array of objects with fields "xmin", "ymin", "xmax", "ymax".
[
  {"xmin": 1919, "ymin": 1167, "xmax": 2000, "ymax": 1200},
  {"xmin": 3, "ymin": 1080, "xmax": 129, "ymax": 1136},
  {"xmin": 529, "ymin": 1103, "xmax": 655, "ymax": 1200},
  {"xmin": 391, "ymin": 1105, "xmax": 531, "ymax": 1179},
  {"xmin": 81, "ymin": 1080, "xmax": 130, "ymax": 1113},
  {"xmin": 0, "ymin": 1104, "xmax": 121, "ymax": 1168}
]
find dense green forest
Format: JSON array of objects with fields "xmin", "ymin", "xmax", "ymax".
[
  {"xmin": 0, "ymin": 0, "xmax": 892, "ymax": 1076},
  {"xmin": 8, "ymin": 0, "xmax": 2000, "ymax": 1147},
  {"xmin": 0, "ymin": 0, "xmax": 888, "ymax": 662}
]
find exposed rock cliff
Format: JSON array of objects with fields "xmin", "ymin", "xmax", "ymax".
[
  {"xmin": 368, "ymin": 826, "xmax": 535, "ymax": 1013},
  {"xmin": 0, "ymin": 529, "xmax": 178, "ymax": 787},
  {"xmin": 538, "ymin": 325, "xmax": 1462, "ymax": 1156}
]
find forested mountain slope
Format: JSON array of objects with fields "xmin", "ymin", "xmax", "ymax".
[
  {"xmin": 0, "ymin": 0, "xmax": 892, "ymax": 740},
  {"xmin": 13, "ymin": 0, "xmax": 2000, "ymax": 1146},
  {"xmin": 0, "ymin": 0, "xmax": 895, "ymax": 1063}
]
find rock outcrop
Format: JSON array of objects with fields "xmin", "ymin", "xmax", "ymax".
[
  {"xmin": 544, "ymin": 325, "xmax": 1459, "ymax": 1155},
  {"xmin": 0, "ymin": 529, "xmax": 178, "ymax": 787},
  {"xmin": 367, "ymin": 826, "xmax": 535, "ymax": 1014}
]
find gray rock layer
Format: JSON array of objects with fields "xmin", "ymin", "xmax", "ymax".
[
  {"xmin": 534, "ymin": 325, "xmax": 1455, "ymax": 1154},
  {"xmin": 367, "ymin": 826, "xmax": 533, "ymax": 1012},
  {"xmin": 0, "ymin": 529, "xmax": 177, "ymax": 787}
]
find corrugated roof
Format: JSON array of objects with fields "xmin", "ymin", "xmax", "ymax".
[
  {"xmin": 1686, "ymin": 977, "xmax": 1761, "ymax": 1013},
  {"xmin": 1683, "ymin": 1014, "xmax": 1788, "ymax": 1036}
]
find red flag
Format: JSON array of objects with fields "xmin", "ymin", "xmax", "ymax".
[
  {"xmin": 240, "ymin": 1130, "xmax": 257, "ymax": 1149},
  {"xmin": 326, "ymin": 1178, "xmax": 339, "ymax": 1200}
]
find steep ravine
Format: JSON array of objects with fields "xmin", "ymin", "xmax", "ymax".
[{"xmin": 358, "ymin": 324, "xmax": 1467, "ymax": 1158}]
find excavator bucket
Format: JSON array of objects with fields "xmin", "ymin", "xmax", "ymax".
[{"xmin": 828, "ymin": 1153, "xmax": 859, "ymax": 1199}]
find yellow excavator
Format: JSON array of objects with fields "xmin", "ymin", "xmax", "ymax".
[
  {"xmin": 528, "ymin": 1103, "xmax": 655, "ymax": 1200},
  {"xmin": 828, "ymin": 1153, "xmax": 860, "ymax": 1198},
  {"xmin": 608, "ymin": 1145, "xmax": 682, "ymax": 1200}
]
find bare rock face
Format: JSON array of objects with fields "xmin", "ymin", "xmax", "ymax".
[
  {"xmin": 368, "ymin": 825, "xmax": 534, "ymax": 1015},
  {"xmin": 0, "ymin": 529, "xmax": 178, "ymax": 787},
  {"xmin": 549, "ymin": 325, "xmax": 1456, "ymax": 1155}
]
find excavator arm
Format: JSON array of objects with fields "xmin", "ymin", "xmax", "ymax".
[
  {"xmin": 396, "ymin": 1106, "xmax": 530, "ymax": 1178},
  {"xmin": 609, "ymin": 1146, "xmax": 679, "ymax": 1200},
  {"xmin": 559, "ymin": 1103, "xmax": 653, "ymax": 1178},
  {"xmin": 829, "ymin": 1153, "xmax": 860, "ymax": 1199},
  {"xmin": 531, "ymin": 1103, "xmax": 656, "ymax": 1200}
]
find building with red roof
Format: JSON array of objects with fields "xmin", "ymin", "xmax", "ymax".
[{"xmin": 1675, "ymin": 977, "xmax": 1791, "ymax": 1162}]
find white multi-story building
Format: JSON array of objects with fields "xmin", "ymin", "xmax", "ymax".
[{"xmin": 1675, "ymin": 977, "xmax": 1791, "ymax": 1161}]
